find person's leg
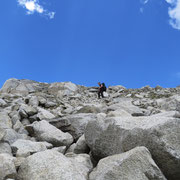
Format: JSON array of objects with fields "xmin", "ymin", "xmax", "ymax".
[
  {"xmin": 98, "ymin": 91, "xmax": 100, "ymax": 98},
  {"xmin": 100, "ymin": 89, "xmax": 104, "ymax": 98}
]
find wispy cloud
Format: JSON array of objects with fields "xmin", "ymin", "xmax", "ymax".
[
  {"xmin": 140, "ymin": 0, "xmax": 180, "ymax": 30},
  {"xmin": 17, "ymin": 0, "xmax": 55, "ymax": 19},
  {"xmin": 141, "ymin": 0, "xmax": 149, "ymax": 4},
  {"xmin": 165, "ymin": 0, "xmax": 180, "ymax": 30},
  {"xmin": 139, "ymin": 0, "xmax": 149, "ymax": 14}
]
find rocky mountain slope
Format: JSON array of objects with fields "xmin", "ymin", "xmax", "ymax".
[{"xmin": 0, "ymin": 78, "xmax": 180, "ymax": 180}]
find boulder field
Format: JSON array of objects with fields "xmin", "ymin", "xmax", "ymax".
[{"xmin": 0, "ymin": 78, "xmax": 180, "ymax": 180}]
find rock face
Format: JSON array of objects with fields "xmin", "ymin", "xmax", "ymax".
[
  {"xmin": 1, "ymin": 78, "xmax": 180, "ymax": 180},
  {"xmin": 85, "ymin": 116, "xmax": 180, "ymax": 180},
  {"xmin": 89, "ymin": 146, "xmax": 167, "ymax": 180},
  {"xmin": 17, "ymin": 150, "xmax": 92, "ymax": 180}
]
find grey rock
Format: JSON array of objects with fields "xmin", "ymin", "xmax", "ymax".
[
  {"xmin": 47, "ymin": 117, "xmax": 71, "ymax": 129},
  {"xmin": 19, "ymin": 104, "xmax": 37, "ymax": 117},
  {"xmin": 36, "ymin": 107, "xmax": 55, "ymax": 120},
  {"xmin": 0, "ymin": 98, "xmax": 7, "ymax": 107},
  {"xmin": 74, "ymin": 135, "xmax": 90, "ymax": 154},
  {"xmin": 60, "ymin": 113, "xmax": 97, "ymax": 140},
  {"xmin": 0, "ymin": 142, "xmax": 12, "ymax": 155},
  {"xmin": 0, "ymin": 78, "xmax": 48, "ymax": 96},
  {"xmin": 28, "ymin": 96, "xmax": 39, "ymax": 106},
  {"xmin": 76, "ymin": 105, "xmax": 101, "ymax": 114},
  {"xmin": 21, "ymin": 119, "xmax": 31, "ymax": 126},
  {"xmin": 66, "ymin": 143, "xmax": 76, "ymax": 153},
  {"xmin": 28, "ymin": 114, "xmax": 39, "ymax": 123},
  {"xmin": 38, "ymin": 96, "xmax": 46, "ymax": 105},
  {"xmin": 85, "ymin": 116, "xmax": 180, "ymax": 180},
  {"xmin": 13, "ymin": 120, "xmax": 23, "ymax": 132},
  {"xmin": 11, "ymin": 139, "xmax": 47, "ymax": 157},
  {"xmin": 52, "ymin": 146, "xmax": 67, "ymax": 154},
  {"xmin": 107, "ymin": 109, "xmax": 131, "ymax": 117},
  {"xmin": 11, "ymin": 113, "xmax": 21, "ymax": 125},
  {"xmin": 89, "ymin": 146, "xmax": 167, "ymax": 180},
  {"xmin": 18, "ymin": 150, "xmax": 92, "ymax": 180},
  {"xmin": 45, "ymin": 101, "xmax": 57, "ymax": 108},
  {"xmin": 48, "ymin": 82, "xmax": 78, "ymax": 96},
  {"xmin": 18, "ymin": 109, "xmax": 28, "ymax": 118},
  {"xmin": 105, "ymin": 98, "xmax": 143, "ymax": 115},
  {"xmin": 26, "ymin": 120, "xmax": 73, "ymax": 147},
  {"xmin": 0, "ymin": 153, "xmax": 17, "ymax": 180},
  {"xmin": 108, "ymin": 85, "xmax": 126, "ymax": 92},
  {"xmin": 66, "ymin": 153, "xmax": 93, "ymax": 179},
  {"xmin": 0, "ymin": 127, "xmax": 5, "ymax": 141},
  {"xmin": 2, "ymin": 129, "xmax": 28, "ymax": 144},
  {"xmin": 0, "ymin": 112, "xmax": 12, "ymax": 129},
  {"xmin": 14, "ymin": 157, "xmax": 26, "ymax": 169}
]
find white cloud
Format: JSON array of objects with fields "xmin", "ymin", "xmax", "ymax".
[
  {"xmin": 140, "ymin": 0, "xmax": 149, "ymax": 4},
  {"xmin": 165, "ymin": 0, "xmax": 180, "ymax": 30},
  {"xmin": 17, "ymin": 0, "xmax": 55, "ymax": 19},
  {"xmin": 140, "ymin": 0, "xmax": 180, "ymax": 30}
]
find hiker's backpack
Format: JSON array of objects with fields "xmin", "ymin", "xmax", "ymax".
[{"xmin": 102, "ymin": 83, "xmax": 107, "ymax": 92}]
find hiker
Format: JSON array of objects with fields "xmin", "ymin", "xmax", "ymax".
[{"xmin": 98, "ymin": 82, "xmax": 106, "ymax": 99}]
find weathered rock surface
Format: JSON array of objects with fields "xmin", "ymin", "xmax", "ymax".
[
  {"xmin": 0, "ymin": 127, "xmax": 5, "ymax": 141},
  {"xmin": 59, "ymin": 113, "xmax": 97, "ymax": 140},
  {"xmin": 0, "ymin": 112, "xmax": 12, "ymax": 129},
  {"xmin": 0, "ymin": 142, "xmax": 12, "ymax": 155},
  {"xmin": 0, "ymin": 153, "xmax": 17, "ymax": 180},
  {"xmin": 74, "ymin": 134, "xmax": 90, "ymax": 154},
  {"xmin": 25, "ymin": 120, "xmax": 73, "ymax": 146},
  {"xmin": 2, "ymin": 129, "xmax": 28, "ymax": 144},
  {"xmin": 11, "ymin": 139, "xmax": 47, "ymax": 157},
  {"xmin": 17, "ymin": 150, "xmax": 92, "ymax": 180},
  {"xmin": 76, "ymin": 105, "xmax": 101, "ymax": 114},
  {"xmin": 0, "ymin": 78, "xmax": 47, "ymax": 96},
  {"xmin": 89, "ymin": 146, "xmax": 167, "ymax": 180},
  {"xmin": 36, "ymin": 107, "xmax": 55, "ymax": 120},
  {"xmin": 85, "ymin": 116, "xmax": 180, "ymax": 180}
]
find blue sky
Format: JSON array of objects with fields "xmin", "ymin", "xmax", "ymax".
[{"xmin": 0, "ymin": 0, "xmax": 180, "ymax": 88}]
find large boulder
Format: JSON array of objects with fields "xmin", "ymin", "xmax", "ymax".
[
  {"xmin": 105, "ymin": 98, "xmax": 144, "ymax": 115},
  {"xmin": 11, "ymin": 139, "xmax": 48, "ymax": 157},
  {"xmin": 66, "ymin": 153, "xmax": 93, "ymax": 179},
  {"xmin": 48, "ymin": 82, "xmax": 78, "ymax": 96},
  {"xmin": 59, "ymin": 113, "xmax": 97, "ymax": 140},
  {"xmin": 0, "ymin": 112, "xmax": 12, "ymax": 129},
  {"xmin": 25, "ymin": 120, "xmax": 73, "ymax": 147},
  {"xmin": 0, "ymin": 78, "xmax": 47, "ymax": 96},
  {"xmin": 85, "ymin": 116, "xmax": 180, "ymax": 180},
  {"xmin": 89, "ymin": 146, "xmax": 167, "ymax": 180},
  {"xmin": 0, "ymin": 153, "xmax": 17, "ymax": 180},
  {"xmin": 157, "ymin": 95, "xmax": 180, "ymax": 111},
  {"xmin": 17, "ymin": 150, "xmax": 92, "ymax": 180}
]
